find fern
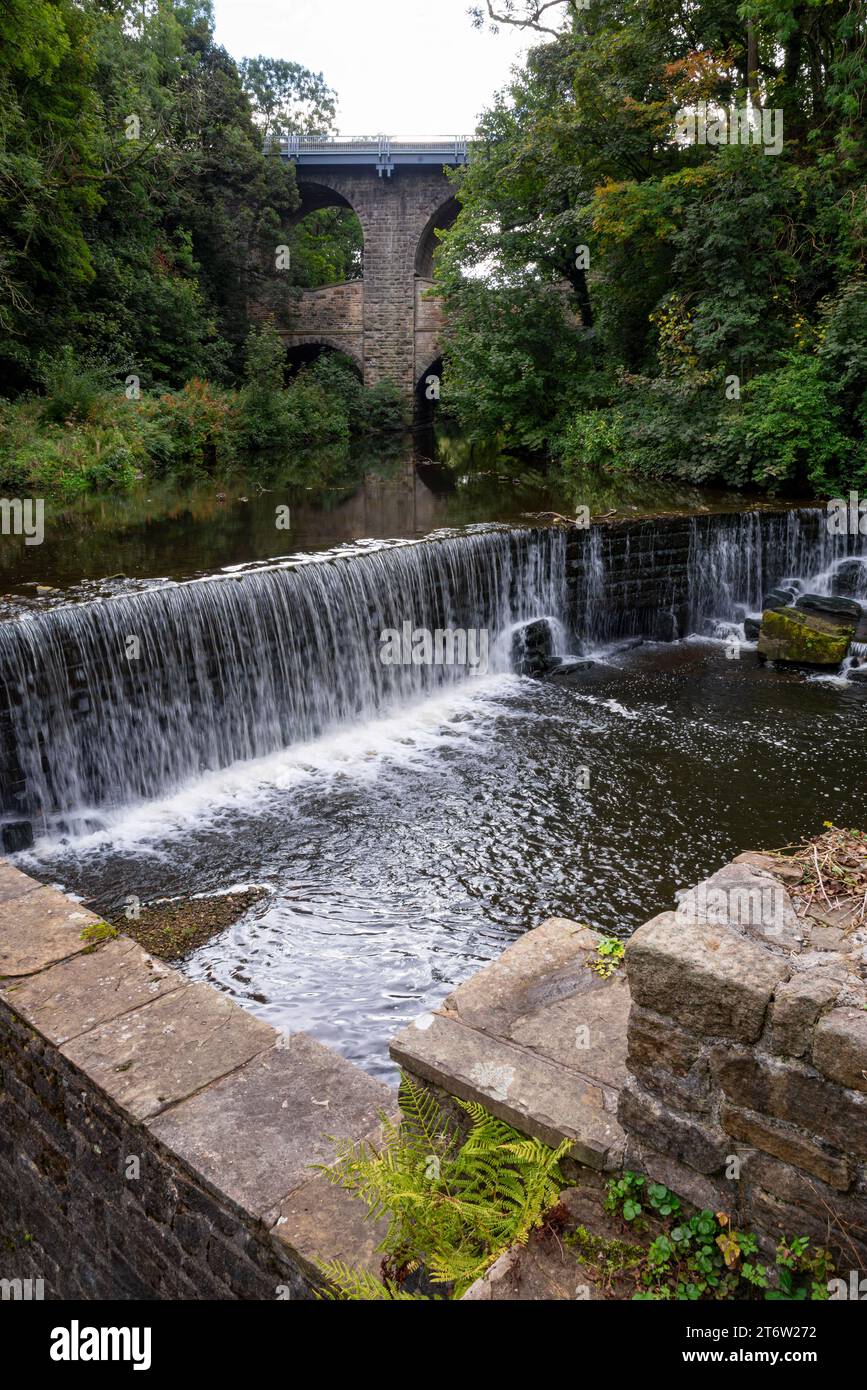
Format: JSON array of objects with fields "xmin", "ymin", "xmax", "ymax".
[
  {"xmin": 315, "ymin": 1074, "xmax": 570, "ymax": 1300},
  {"xmin": 316, "ymin": 1260, "xmax": 431, "ymax": 1301}
]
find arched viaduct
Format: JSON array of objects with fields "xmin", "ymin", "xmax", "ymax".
[{"xmin": 277, "ymin": 138, "xmax": 466, "ymax": 398}]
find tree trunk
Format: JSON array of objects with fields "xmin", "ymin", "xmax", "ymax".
[{"xmin": 746, "ymin": 19, "xmax": 760, "ymax": 107}]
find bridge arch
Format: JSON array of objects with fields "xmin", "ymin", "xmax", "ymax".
[
  {"xmin": 282, "ymin": 334, "xmax": 364, "ymax": 377},
  {"xmin": 275, "ymin": 142, "xmax": 468, "ymax": 395},
  {"xmin": 415, "ymin": 196, "xmax": 460, "ymax": 279},
  {"xmin": 291, "ymin": 177, "xmax": 358, "ymax": 222},
  {"xmin": 414, "ymin": 354, "xmax": 444, "ymax": 425}
]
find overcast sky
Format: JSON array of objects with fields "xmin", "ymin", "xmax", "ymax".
[{"xmin": 213, "ymin": 0, "xmax": 535, "ymax": 136}]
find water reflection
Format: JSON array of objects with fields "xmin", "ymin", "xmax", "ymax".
[{"xmin": 0, "ymin": 433, "xmax": 768, "ymax": 608}]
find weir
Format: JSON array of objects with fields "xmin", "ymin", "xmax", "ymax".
[
  {"xmin": 1, "ymin": 506, "xmax": 865, "ymax": 845},
  {"xmin": 0, "ymin": 529, "xmax": 565, "ymax": 834},
  {"xmin": 567, "ymin": 506, "xmax": 867, "ymax": 647}
]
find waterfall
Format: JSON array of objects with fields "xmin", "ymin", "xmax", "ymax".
[
  {"xmin": 0, "ymin": 528, "xmax": 566, "ymax": 831},
  {"xmin": 685, "ymin": 508, "xmax": 867, "ymax": 632},
  {"xmin": 2, "ymin": 505, "xmax": 862, "ymax": 840},
  {"xmin": 568, "ymin": 506, "xmax": 867, "ymax": 649}
]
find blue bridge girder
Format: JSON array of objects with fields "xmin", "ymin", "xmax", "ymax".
[{"xmin": 278, "ymin": 135, "xmax": 470, "ymax": 178}]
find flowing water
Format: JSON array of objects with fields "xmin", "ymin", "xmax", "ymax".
[{"xmin": 3, "ymin": 491, "xmax": 866, "ymax": 1079}]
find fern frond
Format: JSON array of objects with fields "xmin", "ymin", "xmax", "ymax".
[
  {"xmin": 397, "ymin": 1074, "xmax": 459, "ymax": 1168},
  {"xmin": 315, "ymin": 1259, "xmax": 430, "ymax": 1301},
  {"xmin": 318, "ymin": 1072, "xmax": 569, "ymax": 1301}
]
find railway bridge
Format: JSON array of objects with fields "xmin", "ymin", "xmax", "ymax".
[{"xmin": 277, "ymin": 137, "xmax": 469, "ymax": 399}]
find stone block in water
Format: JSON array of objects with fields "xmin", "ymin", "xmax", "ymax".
[
  {"xmin": 511, "ymin": 618, "xmax": 555, "ymax": 676},
  {"xmin": 831, "ymin": 558, "xmax": 867, "ymax": 598},
  {"xmin": 757, "ymin": 606, "xmax": 853, "ymax": 666},
  {"xmin": 795, "ymin": 592, "xmax": 862, "ymax": 622},
  {"xmin": 763, "ymin": 585, "xmax": 799, "ymax": 610}
]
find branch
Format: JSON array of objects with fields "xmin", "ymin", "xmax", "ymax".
[{"xmin": 474, "ymin": 1, "xmax": 575, "ymax": 37}]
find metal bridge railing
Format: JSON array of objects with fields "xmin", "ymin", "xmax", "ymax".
[{"xmin": 275, "ymin": 136, "xmax": 470, "ymax": 167}]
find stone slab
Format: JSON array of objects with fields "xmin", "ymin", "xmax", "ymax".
[
  {"xmin": 391, "ymin": 1011, "xmax": 624, "ymax": 1170},
  {"xmin": 625, "ymin": 910, "xmax": 789, "ymax": 1041},
  {"xmin": 147, "ymin": 1033, "xmax": 393, "ymax": 1222},
  {"xmin": 618, "ymin": 1077, "xmax": 728, "ymax": 1174},
  {"xmin": 720, "ymin": 1102, "xmax": 852, "ymax": 1192},
  {"xmin": 813, "ymin": 1008, "xmax": 867, "ymax": 1094},
  {"xmin": 61, "ymin": 981, "xmax": 275, "ymax": 1119},
  {"xmin": 677, "ymin": 866, "xmax": 802, "ymax": 952},
  {"xmin": 711, "ymin": 1049, "xmax": 867, "ymax": 1160},
  {"xmin": 0, "ymin": 937, "xmax": 184, "ymax": 1045},
  {"xmin": 0, "ymin": 859, "xmax": 43, "ymax": 904},
  {"xmin": 440, "ymin": 918, "xmax": 630, "ymax": 1091},
  {"xmin": 0, "ymin": 885, "xmax": 105, "ymax": 977},
  {"xmin": 769, "ymin": 967, "xmax": 846, "ymax": 1058},
  {"xmin": 272, "ymin": 1117, "xmax": 398, "ymax": 1281},
  {"xmin": 731, "ymin": 852, "xmax": 802, "ymax": 883}
]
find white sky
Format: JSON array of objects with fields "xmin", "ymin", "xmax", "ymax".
[{"xmin": 212, "ymin": 0, "xmax": 536, "ymax": 136}]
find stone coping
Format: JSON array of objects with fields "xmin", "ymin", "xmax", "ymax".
[
  {"xmin": 391, "ymin": 917, "xmax": 630, "ymax": 1171},
  {"xmin": 0, "ymin": 859, "xmax": 392, "ymax": 1292}
]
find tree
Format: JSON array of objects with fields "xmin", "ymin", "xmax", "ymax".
[
  {"xmin": 437, "ymin": 0, "xmax": 866, "ymax": 491},
  {"xmin": 239, "ymin": 56, "xmax": 337, "ymax": 143},
  {"xmin": 0, "ymin": 0, "xmax": 323, "ymax": 390},
  {"xmin": 468, "ymin": 1, "xmax": 577, "ymax": 35}
]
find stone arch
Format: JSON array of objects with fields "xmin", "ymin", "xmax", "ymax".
[
  {"xmin": 290, "ymin": 177, "xmax": 357, "ymax": 223},
  {"xmin": 282, "ymin": 334, "xmax": 364, "ymax": 377},
  {"xmin": 414, "ymin": 354, "xmax": 444, "ymax": 425},
  {"xmin": 274, "ymin": 165, "xmax": 461, "ymax": 394},
  {"xmin": 415, "ymin": 196, "xmax": 460, "ymax": 278}
]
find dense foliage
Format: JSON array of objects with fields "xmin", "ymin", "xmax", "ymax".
[
  {"xmin": 0, "ymin": 0, "xmax": 373, "ymax": 492},
  {"xmin": 0, "ymin": 326, "xmax": 404, "ymax": 500},
  {"xmin": 438, "ymin": 0, "xmax": 866, "ymax": 495}
]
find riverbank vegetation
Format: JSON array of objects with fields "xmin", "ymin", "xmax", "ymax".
[
  {"xmin": 0, "ymin": 1, "xmax": 391, "ymax": 496},
  {"xmin": 318, "ymin": 1075, "xmax": 835, "ymax": 1301},
  {"xmin": 437, "ymin": 0, "xmax": 866, "ymax": 497},
  {"xmin": 0, "ymin": 329, "xmax": 404, "ymax": 499}
]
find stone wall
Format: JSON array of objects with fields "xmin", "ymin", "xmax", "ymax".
[
  {"xmin": 0, "ymin": 860, "xmax": 391, "ymax": 1300},
  {"xmin": 280, "ymin": 281, "xmax": 364, "ymax": 371},
  {"xmin": 391, "ymin": 843, "xmax": 867, "ymax": 1274},
  {"xmin": 621, "ymin": 851, "xmax": 867, "ymax": 1265},
  {"xmin": 565, "ymin": 515, "xmax": 693, "ymax": 643}
]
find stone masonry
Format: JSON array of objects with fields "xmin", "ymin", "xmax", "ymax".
[
  {"xmin": 279, "ymin": 166, "xmax": 455, "ymax": 394},
  {"xmin": 0, "ymin": 859, "xmax": 393, "ymax": 1300},
  {"xmin": 281, "ymin": 281, "xmax": 364, "ymax": 372},
  {"xmin": 622, "ymin": 850, "xmax": 867, "ymax": 1266},
  {"xmin": 395, "ymin": 850, "xmax": 867, "ymax": 1271}
]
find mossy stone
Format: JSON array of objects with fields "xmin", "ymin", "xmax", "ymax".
[{"xmin": 757, "ymin": 606, "xmax": 853, "ymax": 666}]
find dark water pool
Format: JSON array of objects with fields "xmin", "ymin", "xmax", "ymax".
[{"xmin": 19, "ymin": 638, "xmax": 867, "ymax": 1080}]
